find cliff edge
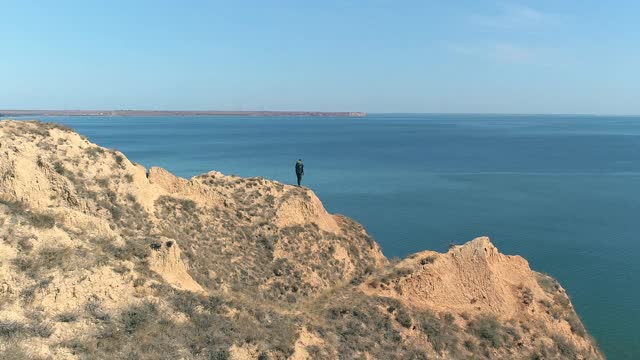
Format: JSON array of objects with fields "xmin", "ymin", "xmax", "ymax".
[{"xmin": 0, "ymin": 120, "xmax": 602, "ymax": 359}]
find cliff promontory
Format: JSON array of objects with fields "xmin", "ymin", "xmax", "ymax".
[{"xmin": 0, "ymin": 120, "xmax": 602, "ymax": 359}]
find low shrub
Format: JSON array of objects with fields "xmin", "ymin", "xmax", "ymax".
[
  {"xmin": 551, "ymin": 334, "xmax": 578, "ymax": 358},
  {"xmin": 109, "ymin": 205, "xmax": 123, "ymax": 221},
  {"xmin": 0, "ymin": 318, "xmax": 53, "ymax": 340},
  {"xmin": 58, "ymin": 338, "xmax": 91, "ymax": 355},
  {"xmin": 13, "ymin": 246, "xmax": 74, "ymax": 278},
  {"xmin": 121, "ymin": 301, "xmax": 159, "ymax": 334},
  {"xmin": 111, "ymin": 238, "xmax": 150, "ymax": 260},
  {"xmin": 112, "ymin": 264, "xmax": 130, "ymax": 274},
  {"xmin": 463, "ymin": 339, "xmax": 476, "ymax": 352},
  {"xmin": 379, "ymin": 267, "xmax": 413, "ymax": 286},
  {"xmin": 536, "ymin": 273, "xmax": 561, "ymax": 293},
  {"xmin": 85, "ymin": 300, "xmax": 111, "ymax": 322},
  {"xmin": 322, "ymin": 296, "xmax": 425, "ymax": 358},
  {"xmin": 306, "ymin": 345, "xmax": 322, "ymax": 358},
  {"xmin": 0, "ymin": 199, "xmax": 56, "ymax": 228},
  {"xmin": 418, "ymin": 310, "xmax": 460, "ymax": 353},
  {"xmin": 27, "ymin": 212, "xmax": 56, "ymax": 229},
  {"xmin": 36, "ymin": 246, "xmax": 72, "ymax": 269},
  {"xmin": 0, "ymin": 320, "xmax": 26, "ymax": 338},
  {"xmin": 565, "ymin": 313, "xmax": 586, "ymax": 337},
  {"xmin": 0, "ymin": 199, "xmax": 27, "ymax": 213},
  {"xmin": 17, "ymin": 237, "xmax": 33, "ymax": 252},
  {"xmin": 519, "ymin": 285, "xmax": 534, "ymax": 305},
  {"xmin": 56, "ymin": 311, "xmax": 79, "ymax": 323},
  {"xmin": 19, "ymin": 287, "xmax": 37, "ymax": 304},
  {"xmin": 114, "ymin": 153, "xmax": 125, "ymax": 166},
  {"xmin": 53, "ymin": 161, "xmax": 66, "ymax": 175},
  {"xmin": 29, "ymin": 320, "xmax": 54, "ymax": 338},
  {"xmin": 554, "ymin": 293, "xmax": 571, "ymax": 309},
  {"xmin": 420, "ymin": 255, "xmax": 436, "ymax": 265},
  {"xmin": 96, "ymin": 177, "xmax": 110, "ymax": 188},
  {"xmin": 45, "ymin": 122, "xmax": 75, "ymax": 133},
  {"xmin": 84, "ymin": 146, "xmax": 105, "ymax": 158},
  {"xmin": 395, "ymin": 308, "xmax": 413, "ymax": 328},
  {"xmin": 1, "ymin": 342, "xmax": 32, "ymax": 360},
  {"xmin": 467, "ymin": 314, "xmax": 519, "ymax": 348},
  {"xmin": 0, "ymin": 293, "xmax": 15, "ymax": 307}
]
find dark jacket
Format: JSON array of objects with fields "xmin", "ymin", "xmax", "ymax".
[{"xmin": 295, "ymin": 161, "xmax": 304, "ymax": 176}]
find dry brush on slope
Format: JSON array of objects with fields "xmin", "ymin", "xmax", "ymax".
[{"xmin": 0, "ymin": 120, "xmax": 603, "ymax": 359}]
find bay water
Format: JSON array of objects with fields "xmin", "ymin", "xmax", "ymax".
[{"xmin": 12, "ymin": 114, "xmax": 639, "ymax": 359}]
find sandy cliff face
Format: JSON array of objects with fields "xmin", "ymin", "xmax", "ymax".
[
  {"xmin": 362, "ymin": 237, "xmax": 601, "ymax": 358},
  {"xmin": 0, "ymin": 120, "xmax": 602, "ymax": 359}
]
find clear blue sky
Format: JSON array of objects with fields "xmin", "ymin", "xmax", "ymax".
[{"xmin": 1, "ymin": 0, "xmax": 639, "ymax": 114}]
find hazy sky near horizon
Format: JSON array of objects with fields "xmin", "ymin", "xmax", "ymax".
[{"xmin": 1, "ymin": 0, "xmax": 639, "ymax": 114}]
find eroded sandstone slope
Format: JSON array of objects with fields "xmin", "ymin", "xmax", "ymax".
[{"xmin": 0, "ymin": 120, "xmax": 602, "ymax": 359}]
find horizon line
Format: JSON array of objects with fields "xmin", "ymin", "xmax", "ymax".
[{"xmin": 1, "ymin": 109, "xmax": 639, "ymax": 117}]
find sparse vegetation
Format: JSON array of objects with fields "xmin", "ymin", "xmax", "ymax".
[
  {"xmin": 27, "ymin": 212, "xmax": 56, "ymax": 229},
  {"xmin": 0, "ymin": 293, "xmax": 15, "ymax": 308},
  {"xmin": 55, "ymin": 311, "xmax": 79, "ymax": 323},
  {"xmin": 536, "ymin": 273, "xmax": 561, "ymax": 293},
  {"xmin": 6, "ymin": 120, "xmax": 73, "ymax": 137},
  {"xmin": 0, "ymin": 320, "xmax": 26, "ymax": 338},
  {"xmin": 319, "ymin": 295, "xmax": 434, "ymax": 358},
  {"xmin": 153, "ymin": 191, "xmax": 380, "ymax": 304},
  {"xmin": 122, "ymin": 301, "xmax": 158, "ymax": 334},
  {"xmin": 114, "ymin": 152, "xmax": 125, "ymax": 166},
  {"xmin": 53, "ymin": 161, "xmax": 66, "ymax": 174},
  {"xmin": 0, "ymin": 318, "xmax": 52, "ymax": 340},
  {"xmin": 17, "ymin": 237, "xmax": 33, "ymax": 252},
  {"xmin": 29, "ymin": 320, "xmax": 54, "ymax": 338},
  {"xmin": 45, "ymin": 122, "xmax": 75, "ymax": 133},
  {"xmin": 395, "ymin": 308, "xmax": 413, "ymax": 328},
  {"xmin": 467, "ymin": 314, "xmax": 520, "ymax": 349},
  {"xmin": 85, "ymin": 146, "xmax": 105, "ymax": 158},
  {"xmin": 96, "ymin": 177, "xmax": 110, "ymax": 187},
  {"xmin": 420, "ymin": 255, "xmax": 436, "ymax": 265},
  {"xmin": 0, "ymin": 198, "xmax": 56, "ymax": 228},
  {"xmin": 85, "ymin": 300, "xmax": 111, "ymax": 322},
  {"xmin": 13, "ymin": 245, "xmax": 77, "ymax": 278},
  {"xmin": 519, "ymin": 285, "xmax": 534, "ymax": 305},
  {"xmin": 418, "ymin": 310, "xmax": 460, "ymax": 354},
  {"xmin": 552, "ymin": 334, "xmax": 579, "ymax": 358},
  {"xmin": 18, "ymin": 287, "xmax": 37, "ymax": 304},
  {"xmin": 112, "ymin": 263, "xmax": 130, "ymax": 274},
  {"xmin": 373, "ymin": 267, "xmax": 412, "ymax": 288},
  {"xmin": 554, "ymin": 292, "xmax": 571, "ymax": 309},
  {"xmin": 565, "ymin": 312, "xmax": 587, "ymax": 337},
  {"xmin": 0, "ymin": 342, "xmax": 34, "ymax": 360},
  {"xmin": 58, "ymin": 338, "xmax": 92, "ymax": 356}
]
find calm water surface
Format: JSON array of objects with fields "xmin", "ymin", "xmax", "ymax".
[{"xmin": 12, "ymin": 114, "xmax": 640, "ymax": 359}]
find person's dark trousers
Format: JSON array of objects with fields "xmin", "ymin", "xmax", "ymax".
[{"xmin": 296, "ymin": 174, "xmax": 302, "ymax": 186}]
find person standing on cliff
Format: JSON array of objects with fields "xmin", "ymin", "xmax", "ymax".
[{"xmin": 295, "ymin": 159, "xmax": 304, "ymax": 187}]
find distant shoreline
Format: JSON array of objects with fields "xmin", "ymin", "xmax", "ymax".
[{"xmin": 0, "ymin": 110, "xmax": 367, "ymax": 117}]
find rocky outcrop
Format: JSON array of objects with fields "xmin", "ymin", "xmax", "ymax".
[
  {"xmin": 0, "ymin": 120, "xmax": 602, "ymax": 359},
  {"xmin": 363, "ymin": 237, "xmax": 601, "ymax": 358},
  {"xmin": 370, "ymin": 237, "xmax": 550, "ymax": 316},
  {"xmin": 148, "ymin": 239, "xmax": 204, "ymax": 293}
]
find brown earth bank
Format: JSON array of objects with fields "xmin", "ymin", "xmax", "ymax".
[{"xmin": 0, "ymin": 120, "xmax": 603, "ymax": 359}]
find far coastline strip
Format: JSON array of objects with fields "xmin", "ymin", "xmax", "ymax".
[{"xmin": 0, "ymin": 110, "xmax": 367, "ymax": 117}]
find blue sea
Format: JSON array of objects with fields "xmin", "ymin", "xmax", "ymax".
[{"xmin": 10, "ymin": 114, "xmax": 639, "ymax": 359}]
